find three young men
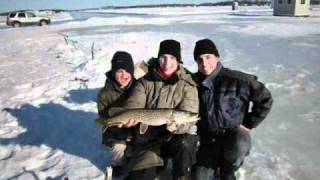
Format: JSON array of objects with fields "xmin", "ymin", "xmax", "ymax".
[{"xmin": 97, "ymin": 39, "xmax": 273, "ymax": 180}]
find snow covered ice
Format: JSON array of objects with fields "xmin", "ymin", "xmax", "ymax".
[{"xmin": 1, "ymin": 5, "xmax": 320, "ymax": 180}]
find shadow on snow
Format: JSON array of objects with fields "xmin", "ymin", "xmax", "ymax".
[
  {"xmin": 0, "ymin": 101, "xmax": 108, "ymax": 173},
  {"xmin": 64, "ymin": 88, "xmax": 100, "ymax": 104}
]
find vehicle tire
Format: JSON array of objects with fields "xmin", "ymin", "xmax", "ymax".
[
  {"xmin": 40, "ymin": 20, "xmax": 48, "ymax": 26},
  {"xmin": 13, "ymin": 22, "xmax": 21, "ymax": 28}
]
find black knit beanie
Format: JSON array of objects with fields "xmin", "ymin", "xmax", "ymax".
[
  {"xmin": 193, "ymin": 39, "xmax": 220, "ymax": 60},
  {"xmin": 111, "ymin": 51, "xmax": 134, "ymax": 75},
  {"xmin": 158, "ymin": 39, "xmax": 182, "ymax": 63}
]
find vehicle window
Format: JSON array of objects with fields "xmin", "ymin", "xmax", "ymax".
[
  {"xmin": 26, "ymin": 12, "xmax": 36, "ymax": 17},
  {"xmin": 18, "ymin": 13, "xmax": 26, "ymax": 18},
  {"xmin": 9, "ymin": 13, "xmax": 15, "ymax": 18}
]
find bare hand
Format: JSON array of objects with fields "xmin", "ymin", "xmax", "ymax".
[
  {"xmin": 117, "ymin": 119, "xmax": 138, "ymax": 128},
  {"xmin": 240, "ymin": 124, "xmax": 251, "ymax": 133},
  {"xmin": 125, "ymin": 119, "xmax": 139, "ymax": 127},
  {"xmin": 166, "ymin": 120, "xmax": 177, "ymax": 133}
]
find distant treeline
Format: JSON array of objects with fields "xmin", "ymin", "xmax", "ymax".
[
  {"xmin": 198, "ymin": 1, "xmax": 271, "ymax": 6},
  {"xmin": 106, "ymin": 1, "xmax": 272, "ymax": 9},
  {"xmin": 1, "ymin": 0, "xmax": 320, "ymax": 16},
  {"xmin": 104, "ymin": 0, "xmax": 320, "ymax": 8}
]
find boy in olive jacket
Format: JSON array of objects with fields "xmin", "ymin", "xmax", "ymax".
[{"xmin": 97, "ymin": 51, "xmax": 136, "ymax": 176}]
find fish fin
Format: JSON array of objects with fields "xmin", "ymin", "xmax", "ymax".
[{"xmin": 139, "ymin": 123, "xmax": 149, "ymax": 134}]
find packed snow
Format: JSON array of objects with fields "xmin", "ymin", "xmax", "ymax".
[{"xmin": 0, "ymin": 6, "xmax": 320, "ymax": 180}]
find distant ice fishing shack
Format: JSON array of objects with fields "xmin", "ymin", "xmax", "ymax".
[{"xmin": 273, "ymin": 0, "xmax": 310, "ymax": 16}]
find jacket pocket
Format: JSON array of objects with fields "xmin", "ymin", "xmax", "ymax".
[{"xmin": 219, "ymin": 95, "xmax": 244, "ymax": 127}]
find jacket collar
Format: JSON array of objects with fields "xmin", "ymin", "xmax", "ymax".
[{"xmin": 199, "ymin": 62, "xmax": 222, "ymax": 89}]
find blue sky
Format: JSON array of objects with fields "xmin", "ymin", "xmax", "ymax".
[{"xmin": 0, "ymin": 0, "xmax": 220, "ymax": 13}]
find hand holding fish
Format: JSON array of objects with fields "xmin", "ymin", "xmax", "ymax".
[
  {"xmin": 166, "ymin": 120, "xmax": 178, "ymax": 132},
  {"xmin": 117, "ymin": 119, "xmax": 139, "ymax": 128}
]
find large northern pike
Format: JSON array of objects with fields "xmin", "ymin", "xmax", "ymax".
[{"xmin": 95, "ymin": 109, "xmax": 199, "ymax": 134}]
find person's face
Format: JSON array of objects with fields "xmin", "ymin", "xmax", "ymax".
[
  {"xmin": 159, "ymin": 54, "xmax": 179, "ymax": 75},
  {"xmin": 114, "ymin": 69, "xmax": 132, "ymax": 88},
  {"xmin": 196, "ymin": 53, "xmax": 219, "ymax": 76}
]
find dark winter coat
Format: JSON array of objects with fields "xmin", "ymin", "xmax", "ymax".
[
  {"xmin": 192, "ymin": 62, "xmax": 273, "ymax": 136},
  {"xmin": 97, "ymin": 71, "xmax": 136, "ymax": 146}
]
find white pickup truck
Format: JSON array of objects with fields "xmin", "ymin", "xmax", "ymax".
[{"xmin": 6, "ymin": 11, "xmax": 51, "ymax": 28}]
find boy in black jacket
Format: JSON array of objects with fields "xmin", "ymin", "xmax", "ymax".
[{"xmin": 192, "ymin": 39, "xmax": 273, "ymax": 180}]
